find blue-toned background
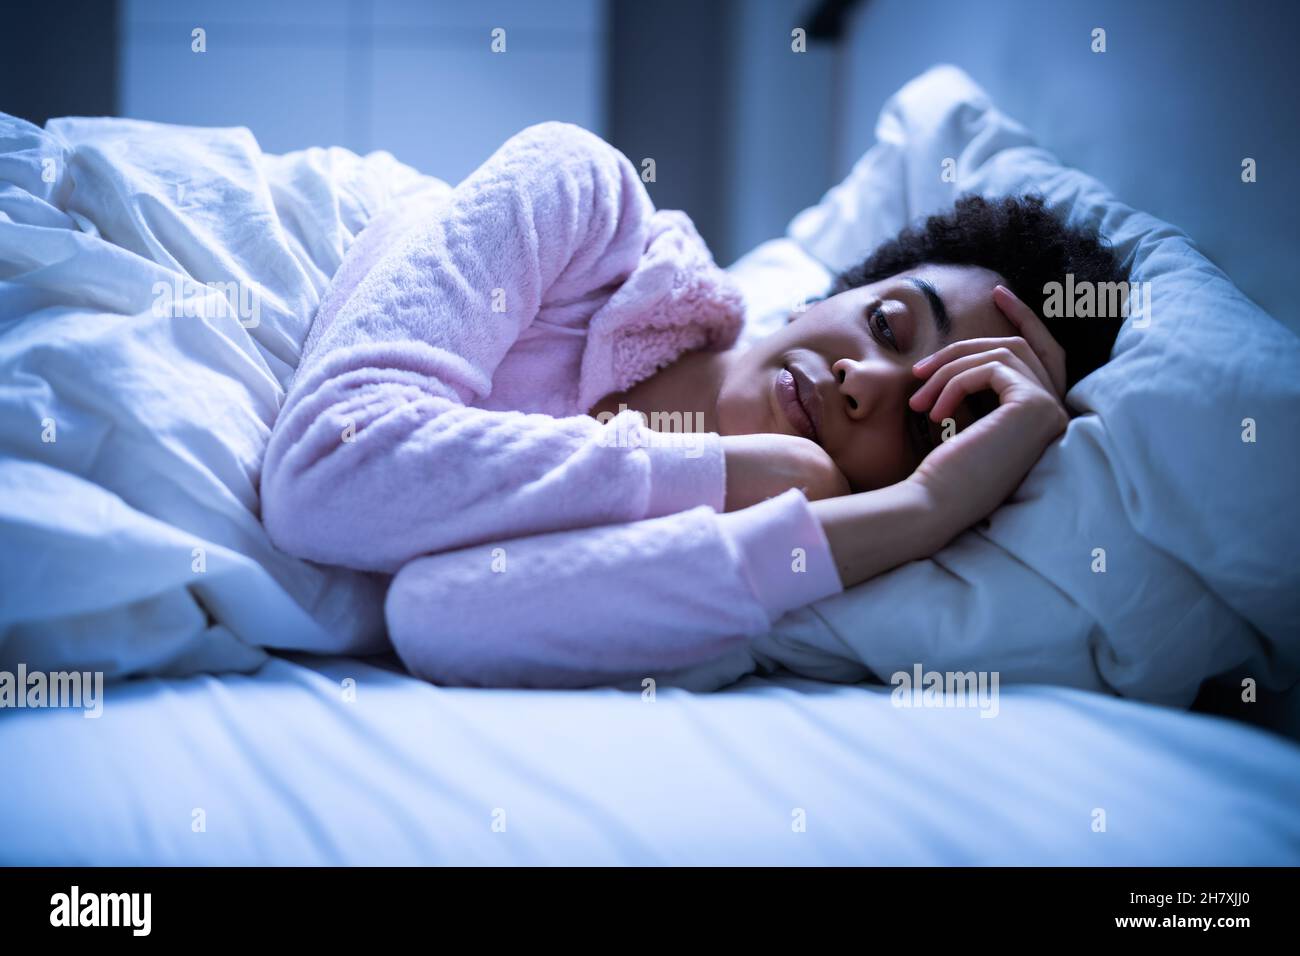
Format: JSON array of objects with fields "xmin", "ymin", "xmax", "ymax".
[
  {"xmin": 2, "ymin": 0, "xmax": 1299, "ymax": 866},
  {"xmin": 1, "ymin": 0, "xmax": 1296, "ymax": 314}
]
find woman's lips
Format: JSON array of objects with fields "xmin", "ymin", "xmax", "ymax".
[
  {"xmin": 776, "ymin": 367, "xmax": 819, "ymax": 443},
  {"xmin": 789, "ymin": 363, "xmax": 824, "ymax": 442}
]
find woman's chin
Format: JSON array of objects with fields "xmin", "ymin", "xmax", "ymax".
[{"xmin": 716, "ymin": 362, "xmax": 802, "ymax": 439}]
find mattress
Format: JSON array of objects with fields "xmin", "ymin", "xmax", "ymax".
[{"xmin": 3, "ymin": 654, "xmax": 1298, "ymax": 865}]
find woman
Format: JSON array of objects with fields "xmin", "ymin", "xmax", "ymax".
[{"xmin": 260, "ymin": 122, "xmax": 1126, "ymax": 688}]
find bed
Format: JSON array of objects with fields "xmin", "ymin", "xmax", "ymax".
[
  {"xmin": 2, "ymin": 62, "xmax": 1298, "ymax": 864},
  {"xmin": 4, "ymin": 652, "xmax": 1300, "ymax": 865}
]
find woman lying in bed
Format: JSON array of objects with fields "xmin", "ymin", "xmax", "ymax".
[{"xmin": 260, "ymin": 121, "xmax": 1125, "ymax": 688}]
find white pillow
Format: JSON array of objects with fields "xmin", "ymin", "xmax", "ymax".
[
  {"xmin": 727, "ymin": 238, "xmax": 832, "ymax": 348},
  {"xmin": 731, "ymin": 65, "xmax": 1300, "ymax": 707}
]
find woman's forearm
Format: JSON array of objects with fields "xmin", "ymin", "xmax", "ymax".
[{"xmin": 810, "ymin": 479, "xmax": 952, "ymax": 589}]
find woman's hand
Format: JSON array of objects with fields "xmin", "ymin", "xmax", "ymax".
[
  {"xmin": 991, "ymin": 284, "xmax": 1068, "ymax": 400},
  {"xmin": 911, "ymin": 286, "xmax": 1068, "ymax": 403},
  {"xmin": 905, "ymin": 294, "xmax": 1069, "ymax": 537},
  {"xmin": 722, "ymin": 433, "xmax": 850, "ymax": 512},
  {"xmin": 808, "ymin": 287, "xmax": 1070, "ymax": 588}
]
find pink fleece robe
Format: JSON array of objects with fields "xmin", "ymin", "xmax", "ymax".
[{"xmin": 260, "ymin": 121, "xmax": 843, "ymax": 687}]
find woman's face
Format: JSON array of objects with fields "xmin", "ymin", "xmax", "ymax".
[{"xmin": 717, "ymin": 263, "xmax": 1019, "ymax": 492}]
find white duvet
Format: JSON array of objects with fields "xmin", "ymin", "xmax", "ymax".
[
  {"xmin": 1, "ymin": 67, "xmax": 1297, "ymax": 705},
  {"xmin": 0, "ymin": 116, "xmax": 428, "ymax": 675}
]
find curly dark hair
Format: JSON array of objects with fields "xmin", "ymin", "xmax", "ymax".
[{"xmin": 829, "ymin": 194, "xmax": 1128, "ymax": 389}]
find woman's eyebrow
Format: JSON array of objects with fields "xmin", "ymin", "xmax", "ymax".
[{"xmin": 905, "ymin": 276, "xmax": 951, "ymax": 339}]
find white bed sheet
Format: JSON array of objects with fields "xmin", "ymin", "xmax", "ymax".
[{"xmin": 2, "ymin": 655, "xmax": 1298, "ymax": 865}]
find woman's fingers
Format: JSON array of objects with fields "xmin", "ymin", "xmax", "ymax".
[
  {"xmin": 992, "ymin": 285, "xmax": 1068, "ymax": 398},
  {"xmin": 910, "ymin": 346, "xmax": 1037, "ymax": 414},
  {"xmin": 914, "ymin": 335, "xmax": 1053, "ymax": 399},
  {"xmin": 928, "ymin": 359, "xmax": 1066, "ymax": 440},
  {"xmin": 927, "ymin": 361, "xmax": 1023, "ymax": 424}
]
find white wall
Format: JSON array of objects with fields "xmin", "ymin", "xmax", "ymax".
[
  {"xmin": 120, "ymin": 0, "xmax": 605, "ymax": 184},
  {"xmin": 720, "ymin": 0, "xmax": 836, "ymax": 266}
]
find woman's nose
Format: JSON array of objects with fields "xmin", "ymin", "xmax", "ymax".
[{"xmin": 832, "ymin": 357, "xmax": 908, "ymax": 422}]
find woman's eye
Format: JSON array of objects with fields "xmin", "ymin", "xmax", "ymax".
[{"xmin": 870, "ymin": 306, "xmax": 898, "ymax": 351}]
